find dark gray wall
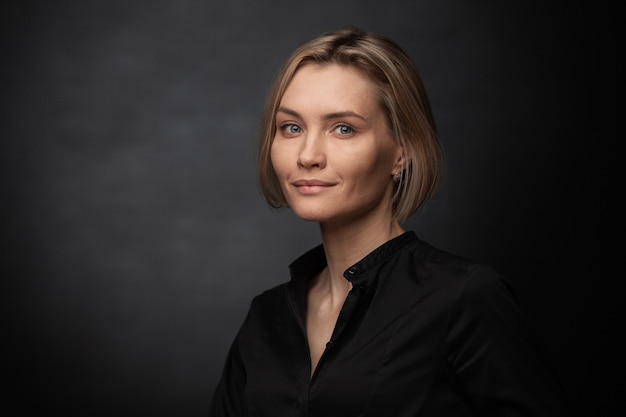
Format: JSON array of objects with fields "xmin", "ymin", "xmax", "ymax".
[{"xmin": 2, "ymin": 1, "xmax": 616, "ymax": 416}]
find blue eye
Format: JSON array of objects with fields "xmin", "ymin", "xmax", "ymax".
[
  {"xmin": 281, "ymin": 124, "xmax": 302, "ymax": 135},
  {"xmin": 335, "ymin": 124, "xmax": 354, "ymax": 135}
]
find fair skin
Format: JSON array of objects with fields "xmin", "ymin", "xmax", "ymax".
[{"xmin": 271, "ymin": 63, "xmax": 405, "ymax": 375}]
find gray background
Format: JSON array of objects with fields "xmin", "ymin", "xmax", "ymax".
[{"xmin": 2, "ymin": 0, "xmax": 617, "ymax": 416}]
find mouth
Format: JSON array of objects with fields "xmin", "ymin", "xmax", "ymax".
[{"xmin": 292, "ymin": 179, "xmax": 335, "ymax": 195}]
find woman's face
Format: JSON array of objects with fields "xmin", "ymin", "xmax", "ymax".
[{"xmin": 271, "ymin": 64, "xmax": 403, "ymax": 224}]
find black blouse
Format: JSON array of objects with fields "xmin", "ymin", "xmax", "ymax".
[{"xmin": 209, "ymin": 231, "xmax": 570, "ymax": 416}]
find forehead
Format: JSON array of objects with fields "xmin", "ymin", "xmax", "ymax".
[{"xmin": 279, "ymin": 63, "xmax": 380, "ymax": 111}]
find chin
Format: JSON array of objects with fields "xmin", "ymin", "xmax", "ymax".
[
  {"xmin": 291, "ymin": 211, "xmax": 327, "ymax": 222},
  {"xmin": 286, "ymin": 197, "xmax": 353, "ymax": 223},
  {"xmin": 292, "ymin": 208, "xmax": 357, "ymax": 225},
  {"xmin": 289, "ymin": 206, "xmax": 334, "ymax": 223}
]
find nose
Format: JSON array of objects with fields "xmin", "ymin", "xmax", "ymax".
[{"xmin": 297, "ymin": 131, "xmax": 326, "ymax": 169}]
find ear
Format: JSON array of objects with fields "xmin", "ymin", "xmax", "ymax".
[{"xmin": 392, "ymin": 144, "xmax": 407, "ymax": 175}]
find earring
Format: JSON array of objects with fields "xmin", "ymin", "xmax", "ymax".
[{"xmin": 392, "ymin": 171, "xmax": 401, "ymax": 182}]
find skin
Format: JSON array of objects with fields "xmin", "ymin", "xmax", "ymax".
[{"xmin": 271, "ymin": 63, "xmax": 406, "ymax": 375}]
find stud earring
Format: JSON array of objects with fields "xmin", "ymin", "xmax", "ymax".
[{"xmin": 392, "ymin": 171, "xmax": 401, "ymax": 182}]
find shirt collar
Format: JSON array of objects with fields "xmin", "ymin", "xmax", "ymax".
[{"xmin": 288, "ymin": 231, "xmax": 418, "ymax": 284}]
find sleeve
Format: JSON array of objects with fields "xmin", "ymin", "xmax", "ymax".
[
  {"xmin": 444, "ymin": 266, "xmax": 572, "ymax": 416},
  {"xmin": 208, "ymin": 310, "xmax": 250, "ymax": 417}
]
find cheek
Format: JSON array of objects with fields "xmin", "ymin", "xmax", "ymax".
[
  {"xmin": 351, "ymin": 147, "xmax": 396, "ymax": 190},
  {"xmin": 270, "ymin": 140, "xmax": 288, "ymax": 178}
]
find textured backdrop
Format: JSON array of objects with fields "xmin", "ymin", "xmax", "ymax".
[{"xmin": 1, "ymin": 1, "xmax": 615, "ymax": 416}]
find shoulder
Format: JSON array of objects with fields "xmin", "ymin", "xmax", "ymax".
[
  {"xmin": 405, "ymin": 237, "xmax": 507, "ymax": 286},
  {"xmin": 242, "ymin": 280, "xmax": 300, "ymax": 331},
  {"xmin": 400, "ymin": 236, "xmax": 518, "ymax": 312},
  {"xmin": 248, "ymin": 281, "xmax": 290, "ymax": 311},
  {"xmin": 234, "ymin": 282, "xmax": 292, "ymax": 343}
]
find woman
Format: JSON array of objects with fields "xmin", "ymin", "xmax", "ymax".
[{"xmin": 209, "ymin": 27, "xmax": 569, "ymax": 416}]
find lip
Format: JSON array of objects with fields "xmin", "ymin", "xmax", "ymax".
[{"xmin": 292, "ymin": 179, "xmax": 335, "ymax": 195}]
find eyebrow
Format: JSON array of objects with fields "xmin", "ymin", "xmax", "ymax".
[{"xmin": 276, "ymin": 106, "xmax": 366, "ymax": 121}]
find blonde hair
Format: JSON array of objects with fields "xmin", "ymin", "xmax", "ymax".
[{"xmin": 257, "ymin": 27, "xmax": 442, "ymax": 221}]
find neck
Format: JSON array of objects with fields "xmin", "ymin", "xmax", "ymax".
[{"xmin": 318, "ymin": 213, "xmax": 405, "ymax": 288}]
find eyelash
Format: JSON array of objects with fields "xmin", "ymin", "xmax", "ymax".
[
  {"xmin": 279, "ymin": 123, "xmax": 302, "ymax": 135},
  {"xmin": 334, "ymin": 124, "xmax": 355, "ymax": 135},
  {"xmin": 278, "ymin": 123, "xmax": 356, "ymax": 136}
]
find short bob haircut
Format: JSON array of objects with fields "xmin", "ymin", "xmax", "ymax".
[{"xmin": 257, "ymin": 27, "xmax": 442, "ymax": 222}]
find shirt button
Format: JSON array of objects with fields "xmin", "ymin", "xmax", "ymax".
[
  {"xmin": 326, "ymin": 341, "xmax": 334, "ymax": 349},
  {"xmin": 347, "ymin": 266, "xmax": 358, "ymax": 275}
]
